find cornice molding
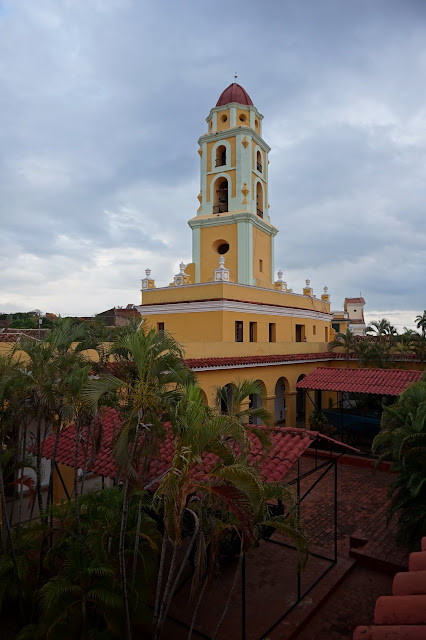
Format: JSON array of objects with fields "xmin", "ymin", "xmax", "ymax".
[
  {"xmin": 137, "ymin": 299, "xmax": 333, "ymax": 321},
  {"xmin": 188, "ymin": 211, "xmax": 278, "ymax": 236}
]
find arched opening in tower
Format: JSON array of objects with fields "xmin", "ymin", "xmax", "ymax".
[
  {"xmin": 256, "ymin": 150, "xmax": 262, "ymax": 173},
  {"xmin": 215, "ymin": 145, "xmax": 226, "ymax": 167},
  {"xmin": 256, "ymin": 181, "xmax": 263, "ymax": 218},
  {"xmin": 214, "ymin": 178, "xmax": 229, "ymax": 214}
]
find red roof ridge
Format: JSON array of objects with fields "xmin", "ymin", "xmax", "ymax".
[{"xmin": 345, "ymin": 297, "xmax": 366, "ymax": 304}]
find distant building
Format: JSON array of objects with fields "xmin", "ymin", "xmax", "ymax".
[
  {"xmin": 332, "ymin": 297, "xmax": 366, "ymax": 336},
  {"xmin": 96, "ymin": 305, "xmax": 141, "ymax": 327}
]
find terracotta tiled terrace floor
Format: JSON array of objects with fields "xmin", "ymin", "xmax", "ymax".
[{"xmin": 162, "ymin": 454, "xmax": 410, "ymax": 640}]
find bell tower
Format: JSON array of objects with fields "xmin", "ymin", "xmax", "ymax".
[{"xmin": 188, "ymin": 82, "xmax": 278, "ymax": 287}]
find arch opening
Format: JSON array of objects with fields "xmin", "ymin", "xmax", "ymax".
[
  {"xmin": 249, "ymin": 379, "xmax": 266, "ymax": 425},
  {"xmin": 214, "ymin": 177, "xmax": 229, "ymax": 214},
  {"xmin": 256, "ymin": 182, "xmax": 263, "ymax": 218},
  {"xmin": 215, "ymin": 144, "xmax": 226, "ymax": 168},
  {"xmin": 274, "ymin": 377, "xmax": 288, "ymax": 425},
  {"xmin": 256, "ymin": 150, "xmax": 263, "ymax": 173}
]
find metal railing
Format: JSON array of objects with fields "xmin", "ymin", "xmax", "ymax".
[
  {"xmin": 257, "ymin": 162, "xmax": 262, "ymax": 172},
  {"xmin": 257, "ymin": 209, "xmax": 263, "ymax": 218},
  {"xmin": 215, "ymin": 158, "xmax": 226, "ymax": 167},
  {"xmin": 213, "ymin": 205, "xmax": 228, "ymax": 214}
]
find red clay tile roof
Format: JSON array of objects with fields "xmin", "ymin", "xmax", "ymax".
[
  {"xmin": 186, "ymin": 353, "xmax": 337, "ymax": 370},
  {"xmin": 345, "ymin": 297, "xmax": 366, "ymax": 305},
  {"xmin": 39, "ymin": 410, "xmax": 357, "ymax": 485},
  {"xmin": 216, "ymin": 83, "xmax": 253, "ymax": 107},
  {"xmin": 353, "ymin": 537, "xmax": 426, "ymax": 639},
  {"xmin": 296, "ymin": 367, "xmax": 423, "ymax": 396}
]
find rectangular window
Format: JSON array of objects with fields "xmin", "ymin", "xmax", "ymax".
[
  {"xmin": 332, "ymin": 323, "xmax": 340, "ymax": 333},
  {"xmin": 235, "ymin": 321, "xmax": 244, "ymax": 342},
  {"xmin": 269, "ymin": 322, "xmax": 276, "ymax": 343},
  {"xmin": 295, "ymin": 324, "xmax": 305, "ymax": 342},
  {"xmin": 325, "ymin": 327, "xmax": 329, "ymax": 342},
  {"xmin": 313, "ymin": 325, "xmax": 316, "ymax": 336},
  {"xmin": 157, "ymin": 322, "xmax": 164, "ymax": 332},
  {"xmin": 259, "ymin": 259, "xmax": 263, "ymax": 273},
  {"xmin": 249, "ymin": 322, "xmax": 257, "ymax": 342}
]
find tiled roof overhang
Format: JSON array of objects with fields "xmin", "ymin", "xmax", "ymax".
[
  {"xmin": 38, "ymin": 409, "xmax": 357, "ymax": 485},
  {"xmin": 296, "ymin": 366, "xmax": 423, "ymax": 396},
  {"xmin": 185, "ymin": 352, "xmax": 339, "ymax": 371}
]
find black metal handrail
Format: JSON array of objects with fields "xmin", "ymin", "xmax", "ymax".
[
  {"xmin": 215, "ymin": 158, "xmax": 226, "ymax": 167},
  {"xmin": 257, "ymin": 162, "xmax": 262, "ymax": 172},
  {"xmin": 213, "ymin": 205, "xmax": 228, "ymax": 214},
  {"xmin": 257, "ymin": 209, "xmax": 263, "ymax": 218}
]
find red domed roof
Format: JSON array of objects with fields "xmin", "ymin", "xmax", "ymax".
[{"xmin": 216, "ymin": 83, "xmax": 253, "ymax": 107}]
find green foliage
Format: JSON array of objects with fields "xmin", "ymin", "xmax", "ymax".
[
  {"xmin": 372, "ymin": 380, "xmax": 426, "ymax": 548},
  {"xmin": 0, "ymin": 320, "xmax": 309, "ymax": 640}
]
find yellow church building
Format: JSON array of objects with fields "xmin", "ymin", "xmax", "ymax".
[{"xmin": 137, "ymin": 82, "xmax": 340, "ymax": 427}]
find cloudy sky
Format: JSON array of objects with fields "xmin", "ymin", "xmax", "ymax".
[{"xmin": 1, "ymin": 0, "xmax": 425, "ymax": 329}]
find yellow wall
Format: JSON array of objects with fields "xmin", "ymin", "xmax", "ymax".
[
  {"xmin": 142, "ymin": 305, "xmax": 331, "ymax": 358},
  {"xmin": 216, "ymin": 109, "xmax": 230, "ymax": 132},
  {"xmin": 142, "ymin": 281, "xmax": 331, "ymax": 314},
  {"xmin": 236, "ymin": 108, "xmax": 250, "ymax": 127},
  {"xmin": 199, "ymin": 223, "xmax": 239, "ymax": 283},
  {"xmin": 252, "ymin": 226, "xmax": 272, "ymax": 287}
]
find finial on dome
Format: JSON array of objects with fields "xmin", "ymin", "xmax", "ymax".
[
  {"xmin": 324, "ymin": 286, "xmax": 328, "ymax": 293},
  {"xmin": 234, "ymin": 72, "xmax": 238, "ymax": 80},
  {"xmin": 145, "ymin": 268, "xmax": 151, "ymax": 278},
  {"xmin": 305, "ymin": 279, "xmax": 310, "ymax": 287}
]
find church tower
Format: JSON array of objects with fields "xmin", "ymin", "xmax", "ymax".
[{"xmin": 188, "ymin": 83, "xmax": 278, "ymax": 287}]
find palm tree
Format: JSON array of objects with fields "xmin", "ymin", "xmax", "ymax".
[
  {"xmin": 395, "ymin": 330, "xmax": 417, "ymax": 368},
  {"xmin": 328, "ymin": 329, "xmax": 356, "ymax": 368},
  {"xmin": 85, "ymin": 324, "xmax": 194, "ymax": 640},
  {"xmin": 152, "ymin": 383, "xmax": 307, "ymax": 640},
  {"xmin": 415, "ymin": 311, "xmax": 426, "ymax": 338},
  {"xmin": 365, "ymin": 319, "xmax": 398, "ymax": 368},
  {"xmin": 34, "ymin": 540, "xmax": 122, "ymax": 640}
]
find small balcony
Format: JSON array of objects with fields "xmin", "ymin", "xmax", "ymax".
[
  {"xmin": 213, "ymin": 205, "xmax": 228, "ymax": 214},
  {"xmin": 257, "ymin": 162, "xmax": 263, "ymax": 172},
  {"xmin": 257, "ymin": 209, "xmax": 263, "ymax": 218}
]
